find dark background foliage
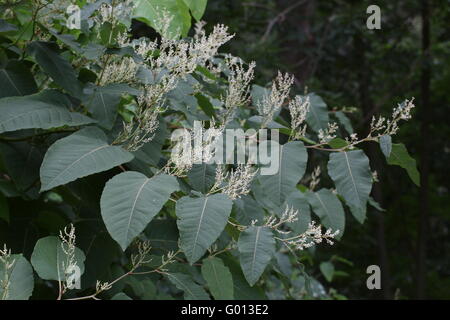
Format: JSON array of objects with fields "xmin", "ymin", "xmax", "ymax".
[{"xmin": 200, "ymin": 0, "xmax": 450, "ymax": 299}]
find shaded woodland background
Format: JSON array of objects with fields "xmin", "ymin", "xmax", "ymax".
[{"xmin": 200, "ymin": 0, "xmax": 449, "ymax": 299}]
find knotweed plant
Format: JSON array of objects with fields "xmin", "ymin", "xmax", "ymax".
[{"xmin": 0, "ymin": 0, "xmax": 419, "ymax": 301}]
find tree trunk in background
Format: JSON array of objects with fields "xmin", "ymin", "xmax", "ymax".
[
  {"xmin": 355, "ymin": 34, "xmax": 392, "ymax": 299},
  {"xmin": 416, "ymin": 0, "xmax": 431, "ymax": 299}
]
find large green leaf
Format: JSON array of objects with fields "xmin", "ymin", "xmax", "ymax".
[
  {"xmin": 201, "ymin": 257, "xmax": 234, "ymax": 300},
  {"xmin": 166, "ymin": 273, "xmax": 210, "ymax": 300},
  {"xmin": 85, "ymin": 84, "xmax": 140, "ymax": 130},
  {"xmin": 0, "ymin": 60, "xmax": 37, "ymax": 98},
  {"xmin": 306, "ymin": 189, "xmax": 345, "ymax": 239},
  {"xmin": 30, "ymin": 236, "xmax": 86, "ymax": 282},
  {"xmin": 40, "ymin": 127, "xmax": 133, "ymax": 191},
  {"xmin": 187, "ymin": 163, "xmax": 216, "ymax": 194},
  {"xmin": 0, "ymin": 254, "xmax": 34, "ymax": 300},
  {"xmin": 258, "ymin": 141, "xmax": 308, "ymax": 206},
  {"xmin": 387, "ymin": 143, "xmax": 420, "ymax": 186},
  {"xmin": 0, "ymin": 90, "xmax": 94, "ymax": 134},
  {"xmin": 133, "ymin": 0, "xmax": 191, "ymax": 38},
  {"xmin": 27, "ymin": 41, "xmax": 83, "ymax": 96},
  {"xmin": 305, "ymin": 93, "xmax": 329, "ymax": 132},
  {"xmin": 327, "ymin": 150, "xmax": 372, "ymax": 217},
  {"xmin": 176, "ymin": 193, "xmax": 232, "ymax": 264},
  {"xmin": 100, "ymin": 172, "xmax": 180, "ymax": 250},
  {"xmin": 237, "ymin": 226, "xmax": 275, "ymax": 286}
]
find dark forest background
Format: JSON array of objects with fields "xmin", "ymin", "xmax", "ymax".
[{"xmin": 199, "ymin": 0, "xmax": 450, "ymax": 299}]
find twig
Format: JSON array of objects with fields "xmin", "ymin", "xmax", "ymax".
[{"xmin": 261, "ymin": 0, "xmax": 306, "ymax": 43}]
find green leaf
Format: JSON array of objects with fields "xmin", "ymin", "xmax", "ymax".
[
  {"xmin": 305, "ymin": 93, "xmax": 329, "ymax": 132},
  {"xmin": 27, "ymin": 41, "xmax": 83, "ymax": 96},
  {"xmin": 125, "ymin": 276, "xmax": 157, "ymax": 299},
  {"xmin": 132, "ymin": 119, "xmax": 167, "ymax": 169},
  {"xmin": 327, "ymin": 150, "xmax": 372, "ymax": 218},
  {"xmin": 387, "ymin": 143, "xmax": 420, "ymax": 186},
  {"xmin": 279, "ymin": 190, "xmax": 311, "ymax": 234},
  {"xmin": 335, "ymin": 111, "xmax": 353, "ymax": 134},
  {"xmin": 133, "ymin": 0, "xmax": 191, "ymax": 38},
  {"xmin": 182, "ymin": 0, "xmax": 207, "ymax": 20},
  {"xmin": 85, "ymin": 84, "xmax": 140, "ymax": 130},
  {"xmin": 0, "ymin": 192, "xmax": 9, "ymax": 223},
  {"xmin": 0, "ymin": 142, "xmax": 43, "ymax": 190},
  {"xmin": 201, "ymin": 257, "xmax": 234, "ymax": 300},
  {"xmin": 237, "ymin": 226, "xmax": 275, "ymax": 286},
  {"xmin": 176, "ymin": 193, "xmax": 233, "ymax": 264},
  {"xmin": 0, "ymin": 90, "xmax": 94, "ymax": 134},
  {"xmin": 166, "ymin": 273, "xmax": 210, "ymax": 300},
  {"xmin": 327, "ymin": 137, "xmax": 348, "ymax": 149},
  {"xmin": 0, "ymin": 60, "xmax": 37, "ymax": 98},
  {"xmin": 379, "ymin": 135, "xmax": 392, "ymax": 158},
  {"xmin": 40, "ymin": 127, "xmax": 133, "ymax": 191},
  {"xmin": 221, "ymin": 255, "xmax": 267, "ymax": 300},
  {"xmin": 30, "ymin": 236, "xmax": 86, "ymax": 282},
  {"xmin": 195, "ymin": 93, "xmax": 216, "ymax": 118},
  {"xmin": 0, "ymin": 19, "xmax": 18, "ymax": 33},
  {"xmin": 306, "ymin": 189, "xmax": 345, "ymax": 239},
  {"xmin": 100, "ymin": 172, "xmax": 180, "ymax": 250},
  {"xmin": 145, "ymin": 219, "xmax": 179, "ymax": 251},
  {"xmin": 258, "ymin": 141, "xmax": 308, "ymax": 206},
  {"xmin": 368, "ymin": 196, "xmax": 385, "ymax": 212},
  {"xmin": 234, "ymin": 195, "xmax": 265, "ymax": 226},
  {"xmin": 0, "ymin": 254, "xmax": 34, "ymax": 300},
  {"xmin": 187, "ymin": 163, "xmax": 216, "ymax": 194},
  {"xmin": 320, "ymin": 261, "xmax": 334, "ymax": 282}
]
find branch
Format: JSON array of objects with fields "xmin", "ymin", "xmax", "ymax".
[{"xmin": 260, "ymin": 0, "xmax": 307, "ymax": 43}]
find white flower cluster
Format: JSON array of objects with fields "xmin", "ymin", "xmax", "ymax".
[
  {"xmin": 132, "ymin": 21, "xmax": 233, "ymax": 80},
  {"xmin": 220, "ymin": 57, "xmax": 256, "ymax": 128},
  {"xmin": 263, "ymin": 206, "xmax": 339, "ymax": 251},
  {"xmin": 98, "ymin": 56, "xmax": 139, "ymax": 86},
  {"xmin": 309, "ymin": 166, "xmax": 321, "ymax": 191},
  {"xmin": 318, "ymin": 122, "xmax": 339, "ymax": 144},
  {"xmin": 264, "ymin": 206, "xmax": 299, "ymax": 234},
  {"xmin": 131, "ymin": 240, "xmax": 152, "ymax": 269},
  {"xmin": 258, "ymin": 72, "xmax": 294, "ymax": 128},
  {"xmin": 112, "ymin": 17, "xmax": 234, "ymax": 151},
  {"xmin": 113, "ymin": 85, "xmax": 165, "ymax": 151},
  {"xmin": 288, "ymin": 95, "xmax": 310, "ymax": 139},
  {"xmin": 370, "ymin": 98, "xmax": 415, "ymax": 136},
  {"xmin": 59, "ymin": 224, "xmax": 78, "ymax": 290},
  {"xmin": 0, "ymin": 244, "xmax": 15, "ymax": 300},
  {"xmin": 167, "ymin": 121, "xmax": 223, "ymax": 176},
  {"xmin": 212, "ymin": 164, "xmax": 258, "ymax": 200}
]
